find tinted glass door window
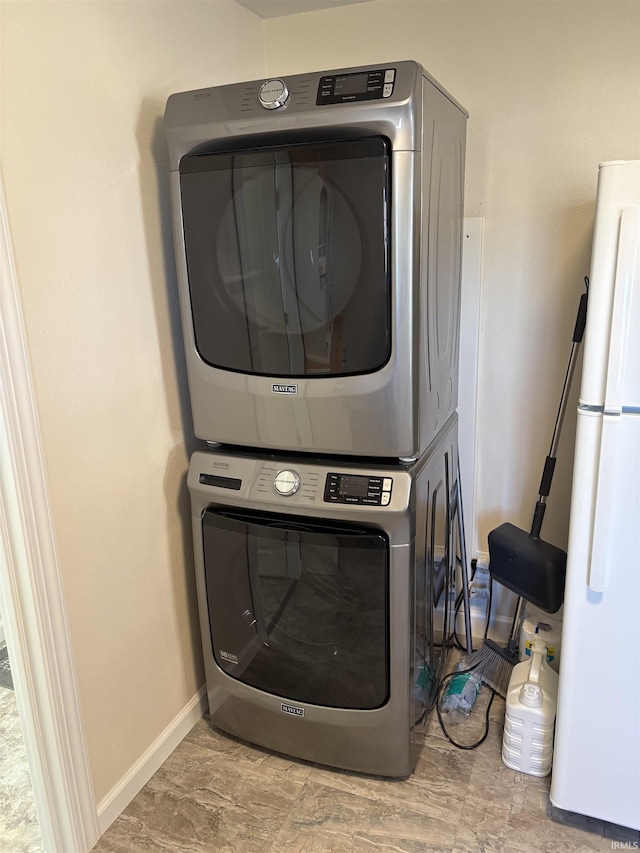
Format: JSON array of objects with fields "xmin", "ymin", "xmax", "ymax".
[
  {"xmin": 202, "ymin": 508, "xmax": 389, "ymax": 709},
  {"xmin": 180, "ymin": 138, "xmax": 390, "ymax": 377}
]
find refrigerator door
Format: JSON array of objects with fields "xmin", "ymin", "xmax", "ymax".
[
  {"xmin": 551, "ymin": 409, "xmax": 640, "ymax": 830},
  {"xmin": 581, "ymin": 160, "xmax": 640, "ymax": 408}
]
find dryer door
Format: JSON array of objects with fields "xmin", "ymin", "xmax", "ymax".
[
  {"xmin": 202, "ymin": 507, "xmax": 389, "ymax": 709},
  {"xmin": 179, "ymin": 137, "xmax": 391, "ymax": 378}
]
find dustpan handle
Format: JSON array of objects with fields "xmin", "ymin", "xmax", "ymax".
[
  {"xmin": 546, "ymin": 285, "xmax": 588, "ymax": 465},
  {"xmin": 530, "ymin": 500, "xmax": 547, "ymax": 540},
  {"xmin": 531, "ymin": 282, "xmax": 589, "ymax": 538}
]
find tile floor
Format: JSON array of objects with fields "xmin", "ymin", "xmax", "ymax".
[
  {"xmin": 0, "ymin": 683, "xmax": 44, "ymax": 853},
  {"xmin": 93, "ymin": 681, "xmax": 640, "ymax": 853}
]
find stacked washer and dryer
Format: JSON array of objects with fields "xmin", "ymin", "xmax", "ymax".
[{"xmin": 164, "ymin": 61, "xmax": 468, "ymax": 777}]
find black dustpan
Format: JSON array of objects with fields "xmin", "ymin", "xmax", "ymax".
[
  {"xmin": 488, "ymin": 520, "xmax": 566, "ymax": 614},
  {"xmin": 488, "ymin": 284, "xmax": 589, "ymax": 615}
]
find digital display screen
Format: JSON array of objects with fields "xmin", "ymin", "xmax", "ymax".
[
  {"xmin": 339, "ymin": 475, "xmax": 370, "ymax": 497},
  {"xmin": 334, "ymin": 73, "xmax": 368, "ymax": 96}
]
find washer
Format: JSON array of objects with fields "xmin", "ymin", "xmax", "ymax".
[{"xmin": 187, "ymin": 415, "xmax": 458, "ymax": 776}]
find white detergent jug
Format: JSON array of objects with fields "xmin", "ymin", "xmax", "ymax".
[{"xmin": 502, "ymin": 640, "xmax": 559, "ymax": 777}]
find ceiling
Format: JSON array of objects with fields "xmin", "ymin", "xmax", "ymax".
[{"xmin": 235, "ymin": 0, "xmax": 373, "ymax": 19}]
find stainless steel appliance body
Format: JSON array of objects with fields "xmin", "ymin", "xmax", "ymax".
[
  {"xmin": 165, "ymin": 61, "xmax": 467, "ymax": 461},
  {"xmin": 187, "ymin": 415, "xmax": 458, "ymax": 776}
]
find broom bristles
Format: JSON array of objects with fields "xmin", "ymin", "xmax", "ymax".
[{"xmin": 457, "ymin": 639, "xmax": 517, "ymax": 698}]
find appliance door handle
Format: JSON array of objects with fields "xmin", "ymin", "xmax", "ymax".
[
  {"xmin": 588, "ymin": 414, "xmax": 618, "ymax": 592},
  {"xmin": 602, "ymin": 206, "xmax": 640, "ymax": 412},
  {"xmin": 589, "ymin": 207, "xmax": 639, "ymax": 592}
]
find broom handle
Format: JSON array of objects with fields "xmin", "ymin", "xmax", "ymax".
[{"xmin": 531, "ymin": 284, "xmax": 589, "ymax": 539}]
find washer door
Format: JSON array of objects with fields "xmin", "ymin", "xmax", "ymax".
[
  {"xmin": 179, "ymin": 137, "xmax": 391, "ymax": 377},
  {"xmin": 202, "ymin": 508, "xmax": 389, "ymax": 709}
]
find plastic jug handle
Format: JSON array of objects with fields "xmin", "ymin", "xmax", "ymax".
[
  {"xmin": 528, "ymin": 642, "xmax": 546, "ymax": 684},
  {"xmin": 529, "ymin": 653, "xmax": 541, "ymax": 685}
]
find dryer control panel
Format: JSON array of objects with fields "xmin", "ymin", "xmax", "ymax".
[{"xmin": 316, "ymin": 67, "xmax": 396, "ymax": 105}]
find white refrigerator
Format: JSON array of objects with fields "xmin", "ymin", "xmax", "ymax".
[{"xmin": 551, "ymin": 160, "xmax": 640, "ymax": 830}]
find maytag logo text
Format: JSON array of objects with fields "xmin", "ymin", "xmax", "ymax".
[{"xmin": 272, "ymin": 384, "xmax": 298, "ymax": 395}]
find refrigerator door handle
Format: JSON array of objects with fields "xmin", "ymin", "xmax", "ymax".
[
  {"xmin": 588, "ymin": 414, "xmax": 618, "ymax": 592},
  {"xmin": 602, "ymin": 206, "xmax": 640, "ymax": 413}
]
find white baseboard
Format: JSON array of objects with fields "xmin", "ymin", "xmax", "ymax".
[{"xmin": 97, "ymin": 685, "xmax": 208, "ymax": 836}]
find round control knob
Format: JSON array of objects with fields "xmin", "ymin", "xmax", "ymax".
[
  {"xmin": 274, "ymin": 469, "xmax": 300, "ymax": 496},
  {"xmin": 258, "ymin": 79, "xmax": 289, "ymax": 110}
]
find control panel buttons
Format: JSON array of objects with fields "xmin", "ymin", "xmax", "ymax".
[
  {"xmin": 259, "ymin": 79, "xmax": 289, "ymax": 110},
  {"xmin": 274, "ymin": 469, "xmax": 300, "ymax": 496},
  {"xmin": 316, "ymin": 68, "xmax": 396, "ymax": 105},
  {"xmin": 323, "ymin": 473, "xmax": 393, "ymax": 506}
]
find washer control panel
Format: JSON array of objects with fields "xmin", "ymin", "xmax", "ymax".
[
  {"xmin": 316, "ymin": 67, "xmax": 396, "ymax": 105},
  {"xmin": 189, "ymin": 452, "xmax": 408, "ymax": 512},
  {"xmin": 324, "ymin": 473, "xmax": 393, "ymax": 506}
]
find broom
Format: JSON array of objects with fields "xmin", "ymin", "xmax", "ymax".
[{"xmin": 459, "ymin": 282, "xmax": 589, "ymax": 697}]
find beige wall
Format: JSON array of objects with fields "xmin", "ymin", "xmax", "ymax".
[
  {"xmin": 264, "ymin": 0, "xmax": 640, "ymax": 558},
  {"xmin": 0, "ymin": 0, "xmax": 264, "ymax": 805}
]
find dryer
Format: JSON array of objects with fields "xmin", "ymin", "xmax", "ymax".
[
  {"xmin": 164, "ymin": 61, "xmax": 467, "ymax": 461},
  {"xmin": 187, "ymin": 414, "xmax": 458, "ymax": 776}
]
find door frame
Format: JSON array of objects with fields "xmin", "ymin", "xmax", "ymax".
[{"xmin": 0, "ymin": 176, "xmax": 100, "ymax": 852}]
